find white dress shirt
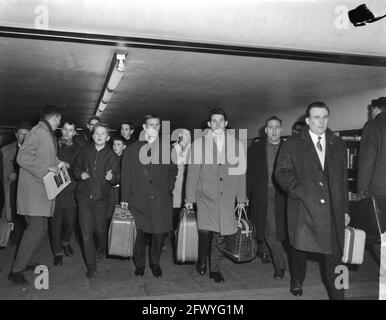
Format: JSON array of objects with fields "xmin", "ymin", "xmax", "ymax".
[
  {"xmin": 213, "ymin": 131, "xmax": 225, "ymax": 152},
  {"xmin": 309, "ymin": 130, "xmax": 326, "ymax": 169}
]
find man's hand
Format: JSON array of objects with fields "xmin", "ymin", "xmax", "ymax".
[
  {"xmin": 185, "ymin": 202, "xmax": 193, "ymax": 210},
  {"xmin": 81, "ymin": 172, "xmax": 90, "ymax": 180},
  {"xmin": 59, "ymin": 161, "xmax": 70, "ymax": 169},
  {"xmin": 8, "ymin": 172, "xmax": 17, "ymax": 181},
  {"xmin": 105, "ymin": 170, "xmax": 113, "ymax": 181},
  {"xmin": 48, "ymin": 166, "xmax": 59, "ymax": 174},
  {"xmin": 345, "ymin": 213, "xmax": 351, "ymax": 226},
  {"xmin": 236, "ymin": 202, "xmax": 246, "ymax": 210}
]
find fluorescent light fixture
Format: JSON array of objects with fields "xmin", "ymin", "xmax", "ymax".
[{"xmin": 94, "ymin": 51, "xmax": 127, "ymax": 117}]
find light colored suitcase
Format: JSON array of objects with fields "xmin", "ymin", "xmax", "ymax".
[
  {"xmin": 108, "ymin": 205, "xmax": 136, "ymax": 257},
  {"xmin": 342, "ymin": 226, "xmax": 366, "ymax": 264},
  {"xmin": 0, "ymin": 218, "xmax": 13, "ymax": 248},
  {"xmin": 176, "ymin": 208, "xmax": 198, "ymax": 263}
]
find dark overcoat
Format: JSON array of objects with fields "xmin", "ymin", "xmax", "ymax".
[
  {"xmin": 120, "ymin": 138, "xmax": 178, "ymax": 234},
  {"xmin": 247, "ymin": 139, "xmax": 286, "ymax": 241},
  {"xmin": 275, "ymin": 127, "xmax": 348, "ymax": 255},
  {"xmin": 358, "ymin": 111, "xmax": 386, "ymax": 197}
]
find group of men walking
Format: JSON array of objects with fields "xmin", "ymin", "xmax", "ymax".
[{"xmin": 2, "ymin": 96, "xmax": 386, "ymax": 300}]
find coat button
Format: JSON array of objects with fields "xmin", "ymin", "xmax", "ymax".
[
  {"xmin": 150, "ymin": 180, "xmax": 153, "ymax": 184},
  {"xmin": 150, "ymin": 195, "xmax": 154, "ymax": 200},
  {"xmin": 220, "ymin": 192, "xmax": 223, "ymax": 195},
  {"xmin": 219, "ymin": 178, "xmax": 223, "ymax": 181},
  {"xmin": 319, "ymin": 182, "xmax": 324, "ymax": 187},
  {"xmin": 320, "ymin": 199, "xmax": 325, "ymax": 204}
]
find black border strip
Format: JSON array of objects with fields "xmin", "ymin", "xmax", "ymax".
[{"xmin": 1, "ymin": 26, "xmax": 386, "ymax": 67}]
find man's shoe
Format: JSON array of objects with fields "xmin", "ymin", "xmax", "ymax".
[
  {"xmin": 274, "ymin": 269, "xmax": 285, "ymax": 280},
  {"xmin": 149, "ymin": 263, "xmax": 162, "ymax": 278},
  {"xmin": 260, "ymin": 252, "xmax": 271, "ymax": 264},
  {"xmin": 86, "ymin": 268, "xmax": 97, "ymax": 279},
  {"xmin": 63, "ymin": 244, "xmax": 73, "ymax": 257},
  {"xmin": 23, "ymin": 263, "xmax": 39, "ymax": 272},
  {"xmin": 290, "ymin": 279, "xmax": 303, "ymax": 296},
  {"xmin": 53, "ymin": 255, "xmax": 63, "ymax": 266},
  {"xmin": 8, "ymin": 271, "xmax": 29, "ymax": 285},
  {"xmin": 195, "ymin": 261, "xmax": 207, "ymax": 276},
  {"xmin": 134, "ymin": 266, "xmax": 145, "ymax": 276},
  {"xmin": 209, "ymin": 271, "xmax": 225, "ymax": 283}
]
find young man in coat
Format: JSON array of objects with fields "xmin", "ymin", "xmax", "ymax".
[
  {"xmin": 8, "ymin": 105, "xmax": 63, "ymax": 285},
  {"xmin": 50, "ymin": 121, "xmax": 80, "ymax": 266},
  {"xmin": 73, "ymin": 116, "xmax": 100, "ymax": 148},
  {"xmin": 121, "ymin": 115, "xmax": 178, "ymax": 278},
  {"xmin": 185, "ymin": 108, "xmax": 247, "ymax": 283},
  {"xmin": 275, "ymin": 101, "xmax": 350, "ymax": 299},
  {"xmin": 247, "ymin": 116, "xmax": 287, "ymax": 279},
  {"xmin": 357, "ymin": 97, "xmax": 386, "ymax": 262},
  {"xmin": 1, "ymin": 122, "xmax": 30, "ymax": 245}
]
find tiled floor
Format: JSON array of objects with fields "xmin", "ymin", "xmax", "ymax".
[{"xmin": 0, "ymin": 236, "xmax": 380, "ymax": 300}]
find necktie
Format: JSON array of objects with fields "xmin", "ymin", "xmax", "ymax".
[{"xmin": 317, "ymin": 136, "xmax": 323, "ymax": 152}]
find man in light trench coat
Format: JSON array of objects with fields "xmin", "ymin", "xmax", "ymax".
[{"xmin": 185, "ymin": 108, "xmax": 247, "ymax": 283}]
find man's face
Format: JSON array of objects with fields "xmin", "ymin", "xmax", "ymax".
[
  {"xmin": 306, "ymin": 107, "xmax": 329, "ymax": 135},
  {"xmin": 61, "ymin": 123, "xmax": 76, "ymax": 141},
  {"xmin": 179, "ymin": 129, "xmax": 191, "ymax": 146},
  {"xmin": 15, "ymin": 128, "xmax": 29, "ymax": 145},
  {"xmin": 208, "ymin": 114, "xmax": 228, "ymax": 134},
  {"xmin": 87, "ymin": 119, "xmax": 99, "ymax": 133},
  {"xmin": 121, "ymin": 124, "xmax": 134, "ymax": 139},
  {"xmin": 93, "ymin": 126, "xmax": 109, "ymax": 146},
  {"xmin": 113, "ymin": 140, "xmax": 126, "ymax": 156},
  {"xmin": 143, "ymin": 118, "xmax": 160, "ymax": 138},
  {"xmin": 52, "ymin": 115, "xmax": 61, "ymax": 131},
  {"xmin": 265, "ymin": 120, "xmax": 282, "ymax": 144},
  {"xmin": 292, "ymin": 125, "xmax": 304, "ymax": 135}
]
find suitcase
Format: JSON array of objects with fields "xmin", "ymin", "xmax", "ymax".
[
  {"xmin": 0, "ymin": 218, "xmax": 13, "ymax": 248},
  {"xmin": 176, "ymin": 208, "xmax": 198, "ymax": 263},
  {"xmin": 108, "ymin": 205, "xmax": 136, "ymax": 257},
  {"xmin": 349, "ymin": 196, "xmax": 386, "ymax": 244},
  {"xmin": 223, "ymin": 207, "xmax": 256, "ymax": 263},
  {"xmin": 342, "ymin": 226, "xmax": 366, "ymax": 264}
]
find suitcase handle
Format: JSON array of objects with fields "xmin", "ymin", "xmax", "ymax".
[{"xmin": 234, "ymin": 206, "xmax": 248, "ymax": 224}]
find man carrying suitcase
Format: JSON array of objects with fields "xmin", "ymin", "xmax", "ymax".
[
  {"xmin": 185, "ymin": 108, "xmax": 247, "ymax": 283},
  {"xmin": 121, "ymin": 114, "xmax": 177, "ymax": 277}
]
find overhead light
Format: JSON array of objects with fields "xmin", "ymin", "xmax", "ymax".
[{"xmin": 94, "ymin": 51, "xmax": 127, "ymax": 117}]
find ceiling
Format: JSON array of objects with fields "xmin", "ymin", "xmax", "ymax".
[{"xmin": 0, "ymin": 0, "xmax": 385, "ymax": 137}]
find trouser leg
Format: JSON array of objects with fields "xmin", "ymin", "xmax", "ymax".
[
  {"xmin": 290, "ymin": 247, "xmax": 307, "ymax": 283},
  {"xmin": 210, "ymin": 232, "xmax": 225, "ymax": 272},
  {"xmin": 50, "ymin": 207, "xmax": 64, "ymax": 255},
  {"xmin": 93, "ymin": 201, "xmax": 107, "ymax": 256},
  {"xmin": 62, "ymin": 207, "xmax": 75, "ymax": 245},
  {"xmin": 78, "ymin": 200, "xmax": 96, "ymax": 270},
  {"xmin": 133, "ymin": 229, "xmax": 146, "ymax": 268},
  {"xmin": 12, "ymin": 216, "xmax": 48, "ymax": 272},
  {"xmin": 150, "ymin": 233, "xmax": 165, "ymax": 265},
  {"xmin": 323, "ymin": 252, "xmax": 345, "ymax": 300},
  {"xmin": 197, "ymin": 229, "xmax": 212, "ymax": 267}
]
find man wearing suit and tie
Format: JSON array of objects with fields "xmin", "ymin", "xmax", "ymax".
[
  {"xmin": 1, "ymin": 122, "xmax": 30, "ymax": 246},
  {"xmin": 275, "ymin": 101, "xmax": 350, "ymax": 300}
]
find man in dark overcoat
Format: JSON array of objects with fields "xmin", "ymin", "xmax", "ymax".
[
  {"xmin": 275, "ymin": 101, "xmax": 350, "ymax": 300},
  {"xmin": 121, "ymin": 114, "xmax": 177, "ymax": 278},
  {"xmin": 247, "ymin": 116, "xmax": 287, "ymax": 279},
  {"xmin": 357, "ymin": 97, "xmax": 386, "ymax": 262}
]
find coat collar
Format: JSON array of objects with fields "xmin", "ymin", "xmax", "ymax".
[{"xmin": 375, "ymin": 111, "xmax": 386, "ymax": 120}]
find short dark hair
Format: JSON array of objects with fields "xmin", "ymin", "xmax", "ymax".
[
  {"xmin": 16, "ymin": 122, "xmax": 30, "ymax": 131},
  {"xmin": 208, "ymin": 108, "xmax": 227, "ymax": 122},
  {"xmin": 40, "ymin": 105, "xmax": 62, "ymax": 120},
  {"xmin": 111, "ymin": 135, "xmax": 125, "ymax": 144},
  {"xmin": 93, "ymin": 122, "xmax": 110, "ymax": 135},
  {"xmin": 305, "ymin": 101, "xmax": 330, "ymax": 117},
  {"xmin": 88, "ymin": 116, "xmax": 100, "ymax": 124},
  {"xmin": 143, "ymin": 114, "xmax": 161, "ymax": 125},
  {"xmin": 62, "ymin": 121, "xmax": 76, "ymax": 129},
  {"xmin": 265, "ymin": 116, "xmax": 282, "ymax": 127},
  {"xmin": 371, "ymin": 97, "xmax": 386, "ymax": 112},
  {"xmin": 121, "ymin": 121, "xmax": 134, "ymax": 130}
]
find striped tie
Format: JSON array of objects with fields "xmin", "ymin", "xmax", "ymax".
[{"xmin": 317, "ymin": 136, "xmax": 323, "ymax": 152}]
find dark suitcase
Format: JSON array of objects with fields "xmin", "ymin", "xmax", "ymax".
[
  {"xmin": 108, "ymin": 205, "xmax": 136, "ymax": 257},
  {"xmin": 223, "ymin": 207, "xmax": 256, "ymax": 263},
  {"xmin": 349, "ymin": 196, "xmax": 386, "ymax": 244},
  {"xmin": 176, "ymin": 208, "xmax": 198, "ymax": 263}
]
